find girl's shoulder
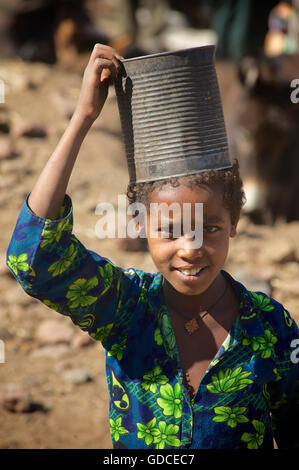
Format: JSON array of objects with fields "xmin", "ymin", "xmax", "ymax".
[
  {"xmin": 224, "ymin": 270, "xmax": 298, "ymax": 340},
  {"xmin": 245, "ymin": 288, "xmax": 298, "ymax": 342}
]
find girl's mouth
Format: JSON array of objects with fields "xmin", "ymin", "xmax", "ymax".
[{"xmin": 175, "ymin": 266, "xmax": 207, "ymax": 281}]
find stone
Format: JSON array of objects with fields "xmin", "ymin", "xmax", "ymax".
[
  {"xmin": 0, "ymin": 108, "xmax": 10, "ymax": 133},
  {"xmin": 0, "ymin": 251, "xmax": 14, "ymax": 277},
  {"xmin": 230, "ymin": 268, "xmax": 272, "ymax": 296},
  {"xmin": 30, "ymin": 344, "xmax": 71, "ymax": 359},
  {"xmin": 115, "ymin": 237, "xmax": 148, "ymax": 252},
  {"xmin": 0, "ymin": 383, "xmax": 33, "ymax": 413},
  {"xmin": 4, "ymin": 284, "xmax": 34, "ymax": 306},
  {"xmin": 0, "ymin": 136, "xmax": 13, "ymax": 160},
  {"xmin": 71, "ymin": 331, "xmax": 95, "ymax": 349},
  {"xmin": 63, "ymin": 368, "xmax": 95, "ymax": 385},
  {"xmin": 34, "ymin": 319, "xmax": 76, "ymax": 345},
  {"xmin": 11, "ymin": 119, "xmax": 48, "ymax": 138},
  {"xmin": 259, "ymin": 238, "xmax": 296, "ymax": 264},
  {"xmin": 51, "ymin": 90, "xmax": 77, "ymax": 120},
  {"xmin": 271, "ymin": 278, "xmax": 299, "ymax": 296}
]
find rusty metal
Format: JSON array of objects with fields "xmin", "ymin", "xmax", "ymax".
[{"xmin": 114, "ymin": 46, "xmax": 232, "ymax": 184}]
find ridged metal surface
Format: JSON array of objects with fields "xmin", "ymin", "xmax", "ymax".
[{"xmin": 114, "ymin": 46, "xmax": 231, "ymax": 184}]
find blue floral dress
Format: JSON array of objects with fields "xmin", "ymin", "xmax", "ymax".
[{"xmin": 6, "ymin": 192, "xmax": 299, "ymax": 449}]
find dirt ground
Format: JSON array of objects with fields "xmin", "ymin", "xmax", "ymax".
[{"xmin": 1, "ymin": 1, "xmax": 299, "ymax": 450}]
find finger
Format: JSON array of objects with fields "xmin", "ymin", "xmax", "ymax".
[
  {"xmin": 93, "ymin": 58, "xmax": 118, "ymax": 83},
  {"xmin": 90, "ymin": 43, "xmax": 123, "ymax": 64},
  {"xmin": 87, "ymin": 51, "xmax": 123, "ymax": 82}
]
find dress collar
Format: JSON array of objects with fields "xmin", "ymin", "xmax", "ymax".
[{"xmin": 148, "ymin": 269, "xmax": 266, "ymax": 339}]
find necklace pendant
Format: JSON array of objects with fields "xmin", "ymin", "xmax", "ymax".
[{"xmin": 184, "ymin": 318, "xmax": 200, "ymax": 335}]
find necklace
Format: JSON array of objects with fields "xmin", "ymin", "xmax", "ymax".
[{"xmin": 168, "ymin": 281, "xmax": 229, "ymax": 335}]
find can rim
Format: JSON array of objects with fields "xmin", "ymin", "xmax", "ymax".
[{"xmin": 121, "ymin": 45, "xmax": 215, "ymax": 64}]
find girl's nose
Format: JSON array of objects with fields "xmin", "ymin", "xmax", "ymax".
[{"xmin": 176, "ymin": 236, "xmax": 204, "ymax": 261}]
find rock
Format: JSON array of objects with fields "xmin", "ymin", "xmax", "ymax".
[
  {"xmin": 0, "ymin": 136, "xmax": 13, "ymax": 160},
  {"xmin": 71, "ymin": 331, "xmax": 95, "ymax": 349},
  {"xmin": 246, "ymin": 266, "xmax": 276, "ymax": 281},
  {"xmin": 30, "ymin": 344, "xmax": 71, "ymax": 359},
  {"xmin": 11, "ymin": 119, "xmax": 48, "ymax": 139},
  {"xmin": 0, "ymin": 252, "xmax": 14, "ymax": 278},
  {"xmin": 0, "ymin": 108, "xmax": 10, "ymax": 133},
  {"xmin": 4, "ymin": 285, "xmax": 35, "ymax": 306},
  {"xmin": 0, "ymin": 173, "xmax": 20, "ymax": 191},
  {"xmin": 53, "ymin": 359, "xmax": 73, "ymax": 373},
  {"xmin": 0, "ymin": 383, "xmax": 33, "ymax": 413},
  {"xmin": 63, "ymin": 368, "xmax": 95, "ymax": 385},
  {"xmin": 34, "ymin": 319, "xmax": 76, "ymax": 345},
  {"xmin": 115, "ymin": 237, "xmax": 148, "ymax": 252},
  {"xmin": 51, "ymin": 90, "xmax": 77, "ymax": 119},
  {"xmin": 259, "ymin": 238, "xmax": 296, "ymax": 264},
  {"xmin": 271, "ymin": 278, "xmax": 299, "ymax": 296},
  {"xmin": 230, "ymin": 268, "xmax": 272, "ymax": 296}
]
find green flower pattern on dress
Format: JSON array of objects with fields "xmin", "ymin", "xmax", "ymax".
[
  {"xmin": 7, "ymin": 253, "xmax": 29, "ymax": 275},
  {"xmin": 250, "ymin": 292, "xmax": 275, "ymax": 312},
  {"xmin": 283, "ymin": 309, "xmax": 293, "ymax": 328},
  {"xmin": 137, "ymin": 418, "xmax": 158, "ymax": 446},
  {"xmin": 43, "ymin": 299, "xmax": 61, "ymax": 311},
  {"xmin": 154, "ymin": 328, "xmax": 163, "ymax": 346},
  {"xmin": 153, "ymin": 422, "xmax": 181, "ymax": 449},
  {"xmin": 242, "ymin": 330, "xmax": 278, "ymax": 358},
  {"xmin": 108, "ymin": 338, "xmax": 127, "ymax": 361},
  {"xmin": 141, "ymin": 366, "xmax": 169, "ymax": 393},
  {"xmin": 91, "ymin": 323, "xmax": 114, "ymax": 342},
  {"xmin": 109, "ymin": 417, "xmax": 129, "ymax": 442},
  {"xmin": 137, "ymin": 418, "xmax": 181, "ymax": 449},
  {"xmin": 157, "ymin": 383, "xmax": 182, "ymax": 418},
  {"xmin": 161, "ymin": 314, "xmax": 176, "ymax": 358},
  {"xmin": 241, "ymin": 420, "xmax": 265, "ymax": 449},
  {"xmin": 41, "ymin": 219, "xmax": 71, "ymax": 248},
  {"xmin": 76, "ymin": 313, "xmax": 96, "ymax": 329},
  {"xmin": 98, "ymin": 263, "xmax": 113, "ymax": 296},
  {"xmin": 207, "ymin": 367, "xmax": 253, "ymax": 394},
  {"xmin": 65, "ymin": 276, "xmax": 98, "ymax": 308},
  {"xmin": 48, "ymin": 243, "xmax": 77, "ymax": 277},
  {"xmin": 213, "ymin": 406, "xmax": 249, "ymax": 428}
]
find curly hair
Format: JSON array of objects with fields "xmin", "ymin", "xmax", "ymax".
[{"xmin": 126, "ymin": 159, "xmax": 246, "ymax": 224}]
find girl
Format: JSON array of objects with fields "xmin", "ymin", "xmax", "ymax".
[{"xmin": 6, "ymin": 44, "xmax": 299, "ymax": 449}]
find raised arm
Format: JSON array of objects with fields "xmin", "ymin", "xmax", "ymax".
[
  {"xmin": 6, "ymin": 45, "xmax": 148, "ymax": 352},
  {"xmin": 28, "ymin": 44, "xmax": 123, "ymax": 220}
]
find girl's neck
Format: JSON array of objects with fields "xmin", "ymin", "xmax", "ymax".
[{"xmin": 162, "ymin": 271, "xmax": 227, "ymax": 316}]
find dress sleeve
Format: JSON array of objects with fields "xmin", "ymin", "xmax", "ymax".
[
  {"xmin": 6, "ymin": 192, "xmax": 143, "ymax": 350},
  {"xmin": 267, "ymin": 308, "xmax": 299, "ymax": 449}
]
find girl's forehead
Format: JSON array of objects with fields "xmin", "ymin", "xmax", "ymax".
[{"xmin": 149, "ymin": 181, "xmax": 224, "ymax": 205}]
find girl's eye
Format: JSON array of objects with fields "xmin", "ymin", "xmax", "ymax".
[{"xmin": 204, "ymin": 226, "xmax": 219, "ymax": 233}]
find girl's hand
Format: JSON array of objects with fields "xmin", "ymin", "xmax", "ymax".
[{"xmin": 74, "ymin": 43, "xmax": 123, "ymax": 124}]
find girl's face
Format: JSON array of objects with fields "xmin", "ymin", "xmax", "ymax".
[{"xmin": 146, "ymin": 182, "xmax": 239, "ymax": 297}]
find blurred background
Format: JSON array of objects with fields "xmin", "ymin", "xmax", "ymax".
[{"xmin": 0, "ymin": 0, "xmax": 299, "ymax": 449}]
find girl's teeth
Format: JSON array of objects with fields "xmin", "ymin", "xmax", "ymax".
[{"xmin": 179, "ymin": 268, "xmax": 202, "ymax": 276}]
